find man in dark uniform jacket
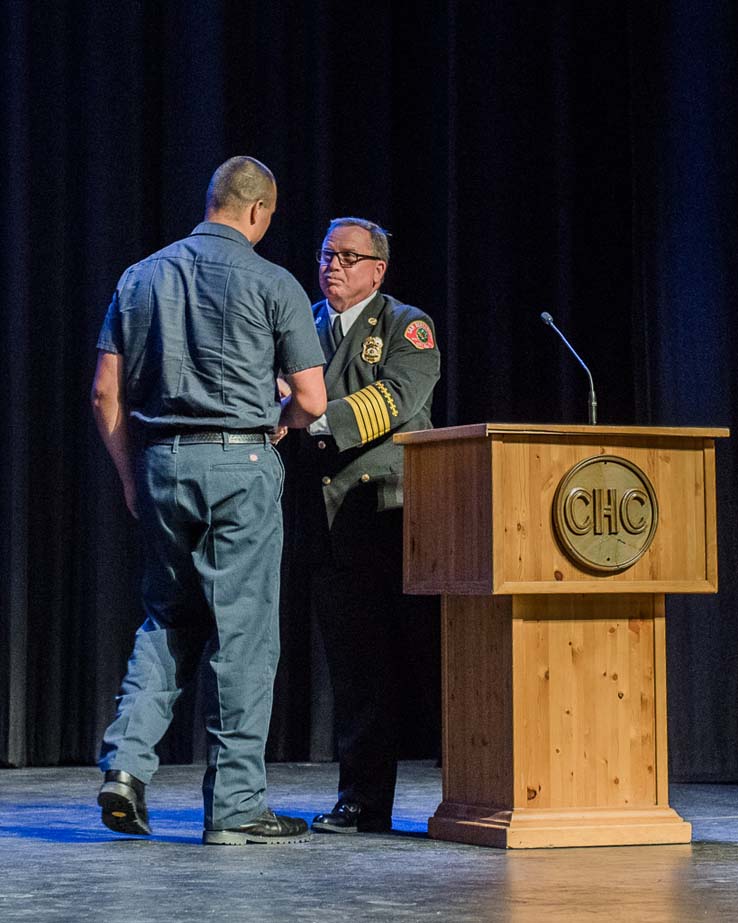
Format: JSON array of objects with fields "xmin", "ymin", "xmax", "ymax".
[{"xmin": 295, "ymin": 217, "xmax": 441, "ymax": 833}]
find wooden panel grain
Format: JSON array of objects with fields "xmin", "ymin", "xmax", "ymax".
[
  {"xmin": 395, "ymin": 423, "xmax": 730, "ymax": 444},
  {"xmin": 512, "ymin": 595, "xmax": 659, "ymax": 810},
  {"xmin": 652, "ymin": 596, "xmax": 670, "ymax": 805},
  {"xmin": 399, "ymin": 425, "xmax": 725, "ymax": 596},
  {"xmin": 403, "ymin": 438, "xmax": 492, "ymax": 594},
  {"xmin": 429, "ymin": 804, "xmax": 691, "ymax": 848},
  {"xmin": 704, "ymin": 442, "xmax": 719, "ymax": 588},
  {"xmin": 493, "ymin": 434, "xmax": 716, "ymax": 594},
  {"xmin": 429, "ymin": 591, "xmax": 690, "ymax": 848},
  {"xmin": 440, "ymin": 595, "xmax": 513, "ymax": 808}
]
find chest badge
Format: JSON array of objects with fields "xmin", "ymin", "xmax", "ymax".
[{"xmin": 362, "ymin": 336, "xmax": 383, "ymax": 364}]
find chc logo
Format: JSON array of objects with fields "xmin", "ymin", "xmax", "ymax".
[{"xmin": 552, "ymin": 456, "xmax": 659, "ymax": 573}]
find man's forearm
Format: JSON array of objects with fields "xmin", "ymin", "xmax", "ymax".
[
  {"xmin": 92, "ymin": 394, "xmax": 134, "ymax": 488},
  {"xmin": 279, "ymin": 395, "xmax": 323, "ymax": 429},
  {"xmin": 279, "ymin": 366, "xmax": 327, "ymax": 429},
  {"xmin": 91, "ymin": 351, "xmax": 138, "ymax": 517}
]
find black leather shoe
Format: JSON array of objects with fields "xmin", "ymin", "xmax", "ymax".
[
  {"xmin": 311, "ymin": 801, "xmax": 392, "ymax": 834},
  {"xmin": 98, "ymin": 770, "xmax": 151, "ymax": 836},
  {"xmin": 203, "ymin": 808, "xmax": 311, "ymax": 845}
]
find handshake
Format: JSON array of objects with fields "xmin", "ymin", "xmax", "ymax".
[{"xmin": 270, "ymin": 376, "xmax": 292, "ymax": 444}]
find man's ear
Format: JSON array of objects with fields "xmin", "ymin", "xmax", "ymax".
[{"xmin": 248, "ymin": 200, "xmax": 264, "ymax": 226}]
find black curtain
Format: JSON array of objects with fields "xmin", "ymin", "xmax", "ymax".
[{"xmin": 2, "ymin": 0, "xmax": 737, "ymax": 780}]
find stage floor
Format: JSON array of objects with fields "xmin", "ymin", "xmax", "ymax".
[{"xmin": 2, "ymin": 761, "xmax": 738, "ymax": 922}]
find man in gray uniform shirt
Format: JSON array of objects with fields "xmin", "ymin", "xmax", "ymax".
[{"xmin": 91, "ymin": 156, "xmax": 326, "ymax": 845}]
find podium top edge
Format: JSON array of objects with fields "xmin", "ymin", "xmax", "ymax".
[{"xmin": 394, "ymin": 423, "xmax": 731, "ymax": 444}]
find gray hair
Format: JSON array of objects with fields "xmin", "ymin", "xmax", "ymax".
[
  {"xmin": 326, "ymin": 217, "xmax": 391, "ymax": 264},
  {"xmin": 206, "ymin": 156, "xmax": 276, "ymax": 215}
]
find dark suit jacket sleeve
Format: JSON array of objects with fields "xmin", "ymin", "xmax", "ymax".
[{"xmin": 325, "ymin": 310, "xmax": 440, "ymax": 453}]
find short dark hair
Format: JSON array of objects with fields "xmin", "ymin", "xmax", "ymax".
[
  {"xmin": 206, "ymin": 156, "xmax": 276, "ymax": 215},
  {"xmin": 325, "ymin": 217, "xmax": 390, "ymax": 264}
]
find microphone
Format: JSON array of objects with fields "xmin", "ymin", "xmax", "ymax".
[{"xmin": 540, "ymin": 312, "xmax": 598, "ymax": 425}]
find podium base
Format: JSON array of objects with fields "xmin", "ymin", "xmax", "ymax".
[{"xmin": 428, "ymin": 803, "xmax": 692, "ymax": 849}]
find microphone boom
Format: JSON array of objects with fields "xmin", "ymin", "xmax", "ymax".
[{"xmin": 540, "ymin": 311, "xmax": 598, "ymax": 425}]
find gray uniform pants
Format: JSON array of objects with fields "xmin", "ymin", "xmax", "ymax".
[{"xmin": 99, "ymin": 436, "xmax": 284, "ymax": 830}]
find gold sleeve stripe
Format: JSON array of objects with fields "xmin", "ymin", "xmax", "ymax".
[
  {"xmin": 344, "ymin": 384, "xmax": 392, "ymax": 445},
  {"xmin": 363, "ymin": 385, "xmax": 391, "ymax": 434},
  {"xmin": 348, "ymin": 390, "xmax": 384, "ymax": 444},
  {"xmin": 363, "ymin": 385, "xmax": 390, "ymax": 436},
  {"xmin": 344, "ymin": 393, "xmax": 371, "ymax": 444},
  {"xmin": 349, "ymin": 388, "xmax": 387, "ymax": 442},
  {"xmin": 365, "ymin": 385, "xmax": 392, "ymax": 435}
]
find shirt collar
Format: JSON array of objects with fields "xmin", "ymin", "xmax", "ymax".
[
  {"xmin": 327, "ymin": 291, "xmax": 378, "ymax": 334},
  {"xmin": 189, "ymin": 221, "xmax": 253, "ymax": 249}
]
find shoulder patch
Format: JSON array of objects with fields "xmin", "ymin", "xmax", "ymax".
[{"xmin": 404, "ymin": 320, "xmax": 435, "ymax": 350}]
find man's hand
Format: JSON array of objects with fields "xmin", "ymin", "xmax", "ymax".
[
  {"xmin": 269, "ymin": 425, "xmax": 288, "ymax": 445},
  {"xmin": 270, "ymin": 377, "xmax": 292, "ymax": 443}
]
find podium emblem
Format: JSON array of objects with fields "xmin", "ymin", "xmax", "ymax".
[{"xmin": 552, "ymin": 455, "xmax": 659, "ymax": 573}]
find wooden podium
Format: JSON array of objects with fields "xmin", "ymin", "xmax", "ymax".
[{"xmin": 395, "ymin": 423, "xmax": 728, "ymax": 848}]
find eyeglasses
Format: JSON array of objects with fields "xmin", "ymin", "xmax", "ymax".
[{"xmin": 315, "ymin": 249, "xmax": 382, "ymax": 268}]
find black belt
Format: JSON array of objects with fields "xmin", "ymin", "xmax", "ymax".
[{"xmin": 148, "ymin": 431, "xmax": 267, "ymax": 445}]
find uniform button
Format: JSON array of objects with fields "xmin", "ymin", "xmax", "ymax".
[
  {"xmin": 360, "ymin": 473, "xmax": 371, "ymax": 483},
  {"xmin": 317, "ymin": 440, "xmax": 327, "ymax": 449},
  {"xmin": 321, "ymin": 476, "xmax": 332, "ymax": 486}
]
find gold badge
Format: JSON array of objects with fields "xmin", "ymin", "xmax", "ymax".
[
  {"xmin": 368, "ymin": 317, "xmax": 378, "ymax": 326},
  {"xmin": 361, "ymin": 336, "xmax": 383, "ymax": 364}
]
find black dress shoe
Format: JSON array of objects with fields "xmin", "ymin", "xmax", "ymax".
[
  {"xmin": 98, "ymin": 770, "xmax": 151, "ymax": 836},
  {"xmin": 203, "ymin": 808, "xmax": 311, "ymax": 845},
  {"xmin": 312, "ymin": 801, "xmax": 392, "ymax": 834}
]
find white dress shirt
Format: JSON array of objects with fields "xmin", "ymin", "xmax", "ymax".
[{"xmin": 308, "ymin": 292, "xmax": 378, "ymax": 436}]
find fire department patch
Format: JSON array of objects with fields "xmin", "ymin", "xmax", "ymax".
[{"xmin": 404, "ymin": 321, "xmax": 435, "ymax": 349}]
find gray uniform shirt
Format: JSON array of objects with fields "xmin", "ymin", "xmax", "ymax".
[{"xmin": 97, "ymin": 222, "xmax": 324, "ymax": 431}]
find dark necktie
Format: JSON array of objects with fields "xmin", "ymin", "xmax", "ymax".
[{"xmin": 332, "ymin": 314, "xmax": 344, "ymax": 347}]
